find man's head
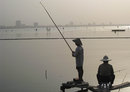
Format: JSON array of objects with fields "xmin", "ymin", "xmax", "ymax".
[
  {"xmin": 100, "ymin": 55, "xmax": 111, "ymax": 63},
  {"xmin": 73, "ymin": 38, "xmax": 82, "ymax": 46}
]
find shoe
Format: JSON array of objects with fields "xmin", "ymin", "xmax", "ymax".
[
  {"xmin": 109, "ymin": 84, "xmax": 112, "ymax": 88},
  {"xmin": 97, "ymin": 84, "xmax": 101, "ymax": 88},
  {"xmin": 73, "ymin": 78, "xmax": 79, "ymax": 82}
]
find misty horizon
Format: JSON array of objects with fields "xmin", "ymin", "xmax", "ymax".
[
  {"xmin": 1, "ymin": 19, "xmax": 130, "ymax": 27},
  {"xmin": 1, "ymin": 0, "xmax": 130, "ymax": 26}
]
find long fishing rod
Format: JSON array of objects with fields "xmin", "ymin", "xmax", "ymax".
[{"xmin": 40, "ymin": 1, "xmax": 73, "ymax": 52}]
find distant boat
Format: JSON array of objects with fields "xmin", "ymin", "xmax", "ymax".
[{"xmin": 112, "ymin": 29, "xmax": 125, "ymax": 34}]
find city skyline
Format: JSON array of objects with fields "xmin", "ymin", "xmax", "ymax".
[
  {"xmin": 1, "ymin": 19, "xmax": 130, "ymax": 29},
  {"xmin": 1, "ymin": 19, "xmax": 126, "ymax": 27}
]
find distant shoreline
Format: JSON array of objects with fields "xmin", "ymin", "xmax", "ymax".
[{"xmin": 0, "ymin": 24, "xmax": 130, "ymax": 29}]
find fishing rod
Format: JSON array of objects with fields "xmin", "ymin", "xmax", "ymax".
[{"xmin": 40, "ymin": 0, "xmax": 73, "ymax": 52}]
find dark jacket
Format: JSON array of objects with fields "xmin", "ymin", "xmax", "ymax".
[
  {"xmin": 72, "ymin": 46, "xmax": 84, "ymax": 67},
  {"xmin": 97, "ymin": 63, "xmax": 114, "ymax": 76}
]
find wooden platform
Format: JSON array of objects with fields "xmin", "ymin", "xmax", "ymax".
[
  {"xmin": 111, "ymin": 82, "xmax": 130, "ymax": 90},
  {"xmin": 60, "ymin": 81, "xmax": 89, "ymax": 92},
  {"xmin": 88, "ymin": 82, "xmax": 130, "ymax": 92}
]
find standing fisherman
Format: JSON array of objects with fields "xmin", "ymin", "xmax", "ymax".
[{"xmin": 72, "ymin": 38, "xmax": 84, "ymax": 83}]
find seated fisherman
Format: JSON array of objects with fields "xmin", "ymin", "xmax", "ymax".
[{"xmin": 97, "ymin": 55, "xmax": 115, "ymax": 87}]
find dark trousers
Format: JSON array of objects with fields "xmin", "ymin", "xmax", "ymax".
[
  {"xmin": 97, "ymin": 74, "xmax": 115, "ymax": 84},
  {"xmin": 76, "ymin": 66, "xmax": 83, "ymax": 81}
]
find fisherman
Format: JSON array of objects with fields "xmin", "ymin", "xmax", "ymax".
[
  {"xmin": 72, "ymin": 38, "xmax": 84, "ymax": 83},
  {"xmin": 97, "ymin": 55, "xmax": 115, "ymax": 87}
]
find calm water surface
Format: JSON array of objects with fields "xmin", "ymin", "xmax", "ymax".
[{"xmin": 0, "ymin": 26, "xmax": 130, "ymax": 92}]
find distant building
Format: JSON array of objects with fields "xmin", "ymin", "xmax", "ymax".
[
  {"xmin": 16, "ymin": 20, "xmax": 22, "ymax": 28},
  {"xmin": 21, "ymin": 24, "xmax": 26, "ymax": 27},
  {"xmin": 0, "ymin": 25, "xmax": 5, "ymax": 29},
  {"xmin": 109, "ymin": 22, "xmax": 112, "ymax": 26},
  {"xmin": 69, "ymin": 21, "xmax": 74, "ymax": 26},
  {"xmin": 34, "ymin": 22, "xmax": 38, "ymax": 27},
  {"xmin": 92, "ymin": 22, "xmax": 96, "ymax": 26},
  {"xmin": 88, "ymin": 23, "xmax": 92, "ymax": 26}
]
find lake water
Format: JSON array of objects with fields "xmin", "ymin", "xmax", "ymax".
[{"xmin": 0, "ymin": 26, "xmax": 130, "ymax": 92}]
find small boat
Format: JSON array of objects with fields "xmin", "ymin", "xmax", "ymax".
[{"xmin": 112, "ymin": 29, "xmax": 125, "ymax": 34}]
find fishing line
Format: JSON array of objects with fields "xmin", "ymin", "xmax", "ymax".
[
  {"xmin": 41, "ymin": 64, "xmax": 48, "ymax": 80},
  {"xmin": 45, "ymin": 70, "xmax": 48, "ymax": 80},
  {"xmin": 40, "ymin": 0, "xmax": 73, "ymax": 52},
  {"xmin": 118, "ymin": 73, "xmax": 127, "ymax": 92},
  {"xmin": 114, "ymin": 69, "xmax": 126, "ymax": 73}
]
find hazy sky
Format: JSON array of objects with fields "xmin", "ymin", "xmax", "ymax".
[{"xmin": 1, "ymin": 0, "xmax": 130, "ymax": 26}]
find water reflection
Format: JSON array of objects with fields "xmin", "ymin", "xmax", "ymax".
[{"xmin": 0, "ymin": 26, "xmax": 130, "ymax": 92}]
